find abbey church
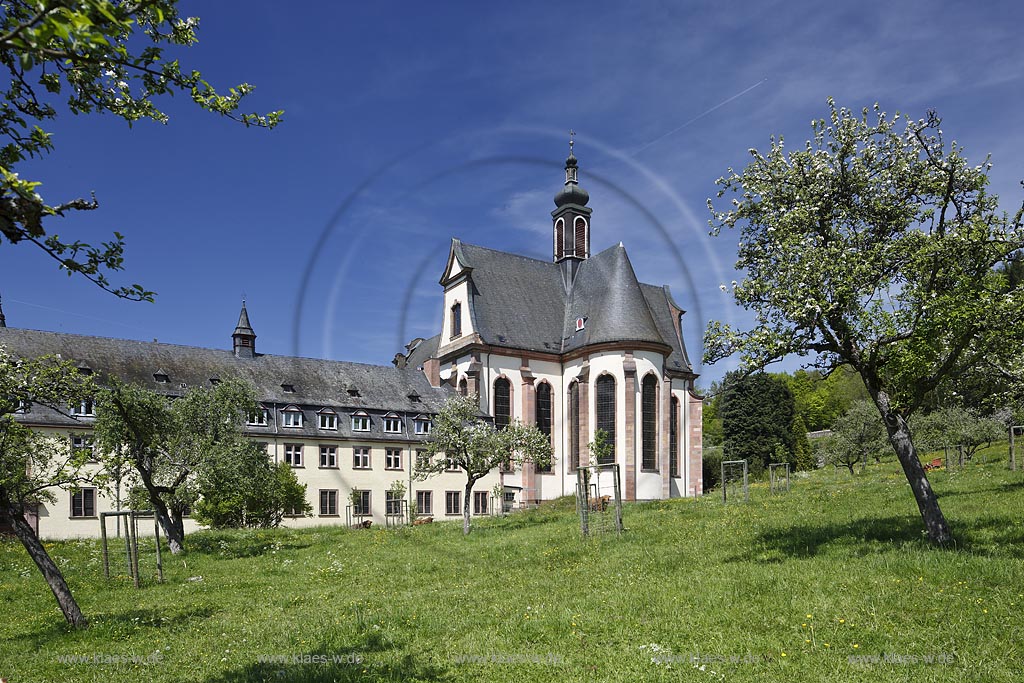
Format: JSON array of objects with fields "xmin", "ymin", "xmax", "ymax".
[{"xmin": 1, "ymin": 149, "xmax": 703, "ymax": 538}]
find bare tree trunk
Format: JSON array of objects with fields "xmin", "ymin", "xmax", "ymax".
[
  {"xmin": 1, "ymin": 494, "xmax": 87, "ymax": 627},
  {"xmin": 137, "ymin": 469, "xmax": 184, "ymax": 553},
  {"xmin": 463, "ymin": 481, "xmax": 473, "ymax": 536},
  {"xmin": 870, "ymin": 389, "xmax": 953, "ymax": 545}
]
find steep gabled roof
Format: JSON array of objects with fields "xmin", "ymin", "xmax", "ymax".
[
  {"xmin": 562, "ymin": 244, "xmax": 665, "ymax": 353},
  {"xmin": 441, "ymin": 239, "xmax": 695, "ymax": 372},
  {"xmin": 454, "ymin": 241, "xmax": 567, "ymax": 353},
  {"xmin": 0, "ymin": 328, "xmax": 453, "ymax": 416}
]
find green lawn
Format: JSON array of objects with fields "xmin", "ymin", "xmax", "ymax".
[{"xmin": 2, "ymin": 452, "xmax": 1022, "ymax": 682}]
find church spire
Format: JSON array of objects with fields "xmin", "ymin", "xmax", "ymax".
[
  {"xmin": 232, "ymin": 300, "xmax": 256, "ymax": 358},
  {"xmin": 552, "ymin": 132, "xmax": 592, "ymax": 273}
]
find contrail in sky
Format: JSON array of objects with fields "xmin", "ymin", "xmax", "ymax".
[
  {"xmin": 8, "ymin": 297, "xmax": 149, "ymax": 333},
  {"xmin": 632, "ymin": 78, "xmax": 769, "ymax": 155}
]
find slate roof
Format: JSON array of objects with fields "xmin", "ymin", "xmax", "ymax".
[
  {"xmin": 404, "ymin": 334, "xmax": 440, "ymax": 371},
  {"xmin": 0, "ymin": 327, "xmax": 453, "ymax": 437},
  {"xmin": 444, "ymin": 240, "xmax": 694, "ymax": 373}
]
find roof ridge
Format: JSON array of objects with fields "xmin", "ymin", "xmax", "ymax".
[
  {"xmin": 457, "ymin": 240, "xmax": 556, "ymax": 267},
  {"xmin": 0, "ymin": 327, "xmax": 429, "ymax": 375}
]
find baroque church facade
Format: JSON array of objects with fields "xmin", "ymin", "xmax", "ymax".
[
  {"xmin": 401, "ymin": 150, "xmax": 703, "ymax": 502},
  {"xmin": 1, "ymin": 150, "xmax": 702, "ymax": 539}
]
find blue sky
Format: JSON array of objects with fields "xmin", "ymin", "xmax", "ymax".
[{"xmin": 3, "ymin": 0, "xmax": 1023, "ymax": 386}]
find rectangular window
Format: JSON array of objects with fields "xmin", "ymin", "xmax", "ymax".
[
  {"xmin": 445, "ymin": 457, "xmax": 460, "ymax": 472},
  {"xmin": 416, "ymin": 490, "xmax": 433, "ymax": 515},
  {"xmin": 319, "ymin": 445, "xmax": 337, "ymax": 468},
  {"xmin": 70, "ymin": 435, "xmax": 94, "ymax": 461},
  {"xmin": 383, "ymin": 416, "xmax": 402, "ymax": 433},
  {"xmin": 284, "ymin": 444, "xmax": 303, "ymax": 467},
  {"xmin": 352, "ymin": 490, "xmax": 371, "ymax": 517},
  {"xmin": 247, "ymin": 408, "xmax": 269, "ymax": 426},
  {"xmin": 473, "ymin": 490, "xmax": 488, "ymax": 515},
  {"xmin": 415, "ymin": 449, "xmax": 429, "ymax": 471},
  {"xmin": 319, "ymin": 489, "xmax": 338, "ymax": 516},
  {"xmin": 70, "ymin": 488, "xmax": 96, "ymax": 517},
  {"xmin": 385, "ymin": 491, "xmax": 403, "ymax": 516},
  {"xmin": 352, "ymin": 414, "xmax": 370, "ymax": 432},
  {"xmin": 385, "ymin": 448, "xmax": 402, "ymax": 470},
  {"xmin": 353, "ymin": 447, "xmax": 370, "ymax": 469},
  {"xmin": 70, "ymin": 399, "xmax": 94, "ymax": 417},
  {"xmin": 281, "ymin": 409, "xmax": 303, "ymax": 428},
  {"xmin": 414, "ymin": 419, "xmax": 431, "ymax": 435},
  {"xmin": 503, "ymin": 490, "xmax": 516, "ymax": 513},
  {"xmin": 319, "ymin": 412, "xmax": 338, "ymax": 430},
  {"xmin": 445, "ymin": 491, "xmax": 461, "ymax": 516}
]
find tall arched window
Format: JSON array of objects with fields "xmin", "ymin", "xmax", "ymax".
[
  {"xmin": 554, "ymin": 218, "xmax": 565, "ymax": 260},
  {"xmin": 574, "ymin": 216, "xmax": 587, "ymax": 257},
  {"xmin": 670, "ymin": 396, "xmax": 680, "ymax": 478},
  {"xmin": 535, "ymin": 382, "xmax": 552, "ymax": 473},
  {"xmin": 595, "ymin": 374, "xmax": 616, "ymax": 465},
  {"xmin": 569, "ymin": 381, "xmax": 580, "ymax": 471},
  {"xmin": 642, "ymin": 374, "xmax": 658, "ymax": 470},
  {"xmin": 493, "ymin": 377, "xmax": 511, "ymax": 430},
  {"xmin": 450, "ymin": 302, "xmax": 462, "ymax": 338}
]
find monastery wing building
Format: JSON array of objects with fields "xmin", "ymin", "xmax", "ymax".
[
  {"xmin": 397, "ymin": 151, "xmax": 703, "ymax": 502},
  {"xmin": 0, "ymin": 149, "xmax": 702, "ymax": 539}
]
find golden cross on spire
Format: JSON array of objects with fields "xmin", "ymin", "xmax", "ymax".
[{"xmin": 569, "ymin": 129, "xmax": 575, "ymax": 155}]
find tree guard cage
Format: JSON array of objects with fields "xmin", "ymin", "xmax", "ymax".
[
  {"xmin": 100, "ymin": 510, "xmax": 163, "ymax": 588},
  {"xmin": 769, "ymin": 462, "xmax": 790, "ymax": 494},
  {"xmin": 384, "ymin": 499, "xmax": 410, "ymax": 528},
  {"xmin": 721, "ymin": 459, "xmax": 749, "ymax": 503},
  {"xmin": 1010, "ymin": 426, "xmax": 1023, "ymax": 472},
  {"xmin": 575, "ymin": 463, "xmax": 623, "ymax": 537}
]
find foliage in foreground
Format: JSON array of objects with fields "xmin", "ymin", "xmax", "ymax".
[
  {"xmin": 0, "ymin": 0, "xmax": 281, "ymax": 299},
  {"xmin": 706, "ymin": 99, "xmax": 1024, "ymax": 544}
]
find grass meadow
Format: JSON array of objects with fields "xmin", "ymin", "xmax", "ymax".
[{"xmin": 1, "ymin": 444, "xmax": 1022, "ymax": 682}]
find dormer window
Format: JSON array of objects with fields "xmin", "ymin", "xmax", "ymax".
[
  {"xmin": 351, "ymin": 411, "xmax": 370, "ymax": 432},
  {"xmin": 70, "ymin": 399, "xmax": 94, "ymax": 417},
  {"xmin": 153, "ymin": 372, "xmax": 169, "ymax": 384},
  {"xmin": 247, "ymin": 407, "xmax": 269, "ymax": 426},
  {"xmin": 281, "ymin": 384, "xmax": 296, "ymax": 394},
  {"xmin": 408, "ymin": 393, "xmax": 421, "ymax": 403},
  {"xmin": 281, "ymin": 406, "xmax": 304, "ymax": 428},
  {"xmin": 383, "ymin": 413, "xmax": 402, "ymax": 434},
  {"xmin": 209, "ymin": 378, "xmax": 221, "ymax": 386},
  {"xmin": 318, "ymin": 409, "xmax": 338, "ymax": 431},
  {"xmin": 76, "ymin": 365, "xmax": 93, "ymax": 376},
  {"xmin": 450, "ymin": 302, "xmax": 462, "ymax": 339},
  {"xmin": 14, "ymin": 399, "xmax": 29, "ymax": 414},
  {"xmin": 414, "ymin": 417, "xmax": 432, "ymax": 435},
  {"xmin": 576, "ymin": 316, "xmax": 587, "ymax": 332},
  {"xmin": 347, "ymin": 388, "xmax": 360, "ymax": 398}
]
